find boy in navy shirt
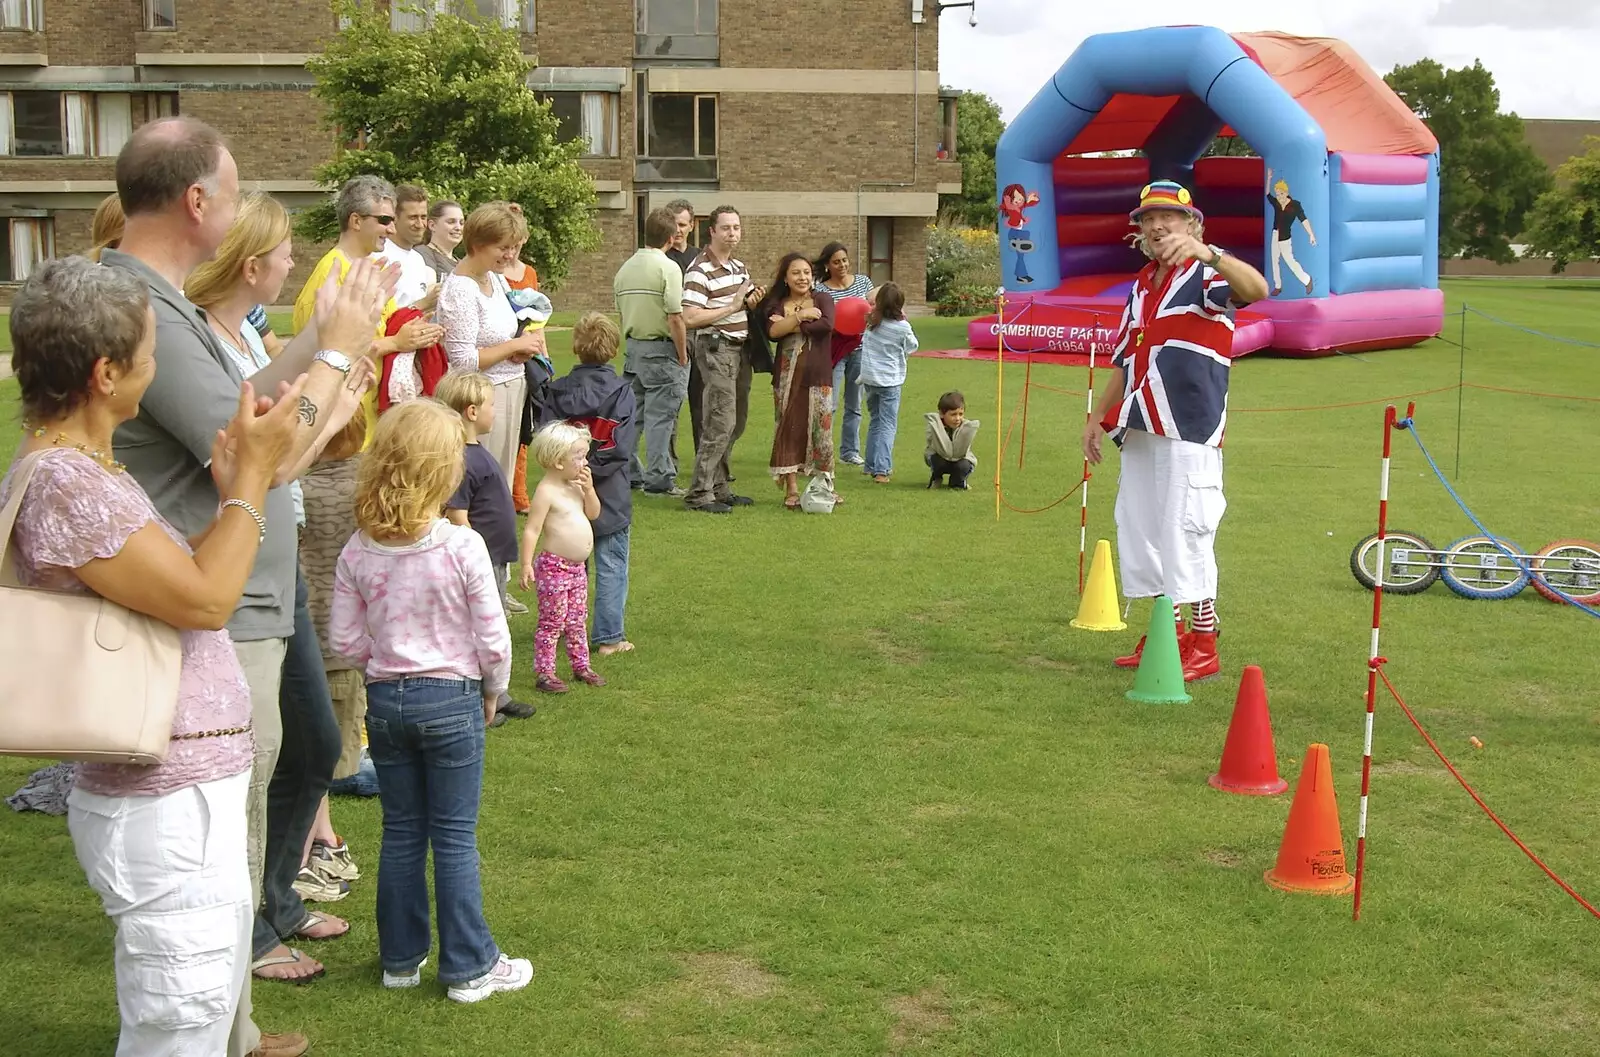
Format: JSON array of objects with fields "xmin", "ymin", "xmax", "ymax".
[
  {"xmin": 437, "ymin": 370, "xmax": 536, "ymax": 723},
  {"xmin": 539, "ymin": 313, "xmax": 640, "ymax": 656}
]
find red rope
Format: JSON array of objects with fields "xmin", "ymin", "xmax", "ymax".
[
  {"xmin": 1375, "ymin": 663, "xmax": 1600, "ymax": 920},
  {"xmin": 1464, "ymin": 383, "xmax": 1600, "ymax": 404}
]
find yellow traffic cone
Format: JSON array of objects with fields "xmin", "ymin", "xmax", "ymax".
[{"xmin": 1070, "ymin": 539, "xmax": 1127, "ymax": 631}]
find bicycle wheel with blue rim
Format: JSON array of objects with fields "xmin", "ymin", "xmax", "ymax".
[{"xmin": 1439, "ymin": 535, "xmax": 1530, "ymax": 600}]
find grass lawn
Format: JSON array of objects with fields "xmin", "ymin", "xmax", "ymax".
[{"xmin": 1, "ymin": 278, "xmax": 1598, "ymax": 1055}]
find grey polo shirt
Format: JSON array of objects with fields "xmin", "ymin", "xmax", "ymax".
[{"xmin": 103, "ymin": 248, "xmax": 297, "ymax": 643}]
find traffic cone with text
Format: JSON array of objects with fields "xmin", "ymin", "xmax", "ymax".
[
  {"xmin": 1264, "ymin": 743, "xmax": 1354, "ymax": 895},
  {"xmin": 1070, "ymin": 539, "xmax": 1127, "ymax": 632},
  {"xmin": 1125, "ymin": 595, "xmax": 1190, "ymax": 704},
  {"xmin": 1208, "ymin": 665, "xmax": 1288, "ymax": 796}
]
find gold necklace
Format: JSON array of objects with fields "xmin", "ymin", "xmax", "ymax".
[{"xmin": 22, "ymin": 423, "xmax": 126, "ymax": 474}]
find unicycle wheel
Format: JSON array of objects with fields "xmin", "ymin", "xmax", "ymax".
[
  {"xmin": 1530, "ymin": 539, "xmax": 1600, "ymax": 606},
  {"xmin": 1439, "ymin": 535, "xmax": 1529, "ymax": 600},
  {"xmin": 1348, "ymin": 530, "xmax": 1439, "ymax": 594}
]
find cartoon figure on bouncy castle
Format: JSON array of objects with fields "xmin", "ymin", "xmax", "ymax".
[
  {"xmin": 1266, "ymin": 168, "xmax": 1317, "ymax": 297},
  {"xmin": 999, "ymin": 183, "xmax": 1041, "ymax": 284}
]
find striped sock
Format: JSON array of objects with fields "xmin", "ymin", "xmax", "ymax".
[
  {"xmin": 1172, "ymin": 600, "xmax": 1184, "ymax": 626},
  {"xmin": 1190, "ymin": 598, "xmax": 1218, "ymax": 634}
]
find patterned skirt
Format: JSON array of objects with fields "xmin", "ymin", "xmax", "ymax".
[{"xmin": 769, "ymin": 335, "xmax": 834, "ymax": 477}]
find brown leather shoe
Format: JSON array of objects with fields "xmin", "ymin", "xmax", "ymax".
[{"xmin": 251, "ymin": 1032, "xmax": 309, "ymax": 1057}]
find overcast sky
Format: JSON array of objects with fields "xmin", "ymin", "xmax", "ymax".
[{"xmin": 937, "ymin": 1, "xmax": 1600, "ymax": 122}]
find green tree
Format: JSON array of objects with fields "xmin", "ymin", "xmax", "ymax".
[
  {"xmin": 301, "ymin": 1, "xmax": 600, "ymax": 288},
  {"xmin": 1522, "ymin": 137, "xmax": 1600, "ymax": 272},
  {"xmin": 939, "ymin": 89, "xmax": 1004, "ymax": 228},
  {"xmin": 1384, "ymin": 58, "xmax": 1551, "ymax": 262}
]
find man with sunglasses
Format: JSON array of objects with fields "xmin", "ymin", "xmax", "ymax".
[{"xmin": 292, "ymin": 176, "xmax": 443, "ymax": 434}]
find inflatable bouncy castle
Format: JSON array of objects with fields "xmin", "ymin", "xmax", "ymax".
[{"xmin": 968, "ymin": 27, "xmax": 1444, "ymax": 357}]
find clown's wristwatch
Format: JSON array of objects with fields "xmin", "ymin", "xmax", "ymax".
[{"xmin": 1205, "ymin": 245, "xmax": 1225, "ymax": 267}]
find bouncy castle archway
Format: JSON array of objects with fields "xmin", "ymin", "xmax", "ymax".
[{"xmin": 969, "ymin": 27, "xmax": 1444, "ymax": 357}]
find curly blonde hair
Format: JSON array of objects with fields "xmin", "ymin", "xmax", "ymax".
[
  {"xmin": 354, "ymin": 399, "xmax": 466, "ymax": 541},
  {"xmin": 529, "ymin": 420, "xmax": 591, "ymax": 471}
]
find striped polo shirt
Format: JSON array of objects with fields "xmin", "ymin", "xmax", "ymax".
[{"xmin": 682, "ymin": 250, "xmax": 749, "ymax": 342}]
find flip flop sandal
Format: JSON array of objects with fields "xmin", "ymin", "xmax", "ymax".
[
  {"xmin": 784, "ymin": 495, "xmax": 801, "ymax": 510},
  {"xmin": 293, "ymin": 910, "xmax": 350, "ymax": 942},
  {"xmin": 251, "ymin": 947, "xmax": 325, "ymax": 985}
]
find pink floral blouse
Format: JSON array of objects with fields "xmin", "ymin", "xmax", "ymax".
[
  {"xmin": 2, "ymin": 449, "xmax": 253, "ymax": 798},
  {"xmin": 436, "ymin": 272, "xmax": 523, "ymax": 385}
]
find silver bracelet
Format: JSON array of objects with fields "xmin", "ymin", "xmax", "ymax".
[{"xmin": 221, "ymin": 498, "xmax": 267, "ymax": 543}]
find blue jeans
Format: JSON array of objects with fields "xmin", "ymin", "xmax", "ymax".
[
  {"xmin": 862, "ymin": 384, "xmax": 902, "ymax": 477},
  {"xmin": 590, "ymin": 526, "xmax": 630, "ymax": 647},
  {"xmin": 365, "ymin": 677, "xmax": 500, "ymax": 985},
  {"xmin": 831, "ymin": 349, "xmax": 862, "ymax": 460}
]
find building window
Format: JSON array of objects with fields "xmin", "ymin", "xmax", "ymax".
[
  {"xmin": 148, "ymin": 93, "xmax": 179, "ymax": 121},
  {"xmin": 144, "ymin": 0, "xmax": 175, "ymax": 30},
  {"xmin": 937, "ymin": 95, "xmax": 958, "ymax": 160},
  {"xmin": 635, "ymin": 0, "xmax": 717, "ymax": 59},
  {"xmin": 867, "ymin": 217, "xmax": 894, "ymax": 285},
  {"xmin": 393, "ymin": 0, "xmax": 521, "ymax": 31},
  {"xmin": 538, "ymin": 91, "xmax": 618, "ymax": 157},
  {"xmin": 0, "ymin": 217, "xmax": 55, "ymax": 281},
  {"xmin": 0, "ymin": 0, "xmax": 42, "ymax": 31},
  {"xmin": 646, "ymin": 93, "xmax": 715, "ymax": 159},
  {"xmin": 0, "ymin": 92, "xmax": 133, "ymax": 157},
  {"xmin": 521, "ymin": 0, "xmax": 535, "ymax": 32}
]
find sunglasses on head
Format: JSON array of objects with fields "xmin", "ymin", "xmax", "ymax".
[{"xmin": 363, "ymin": 213, "xmax": 396, "ymax": 225}]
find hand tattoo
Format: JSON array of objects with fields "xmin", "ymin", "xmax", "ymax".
[{"xmin": 297, "ymin": 396, "xmax": 319, "ymax": 427}]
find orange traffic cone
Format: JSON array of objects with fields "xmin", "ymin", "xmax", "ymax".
[
  {"xmin": 1264, "ymin": 743, "xmax": 1354, "ymax": 895},
  {"xmin": 1208, "ymin": 666, "xmax": 1288, "ymax": 796}
]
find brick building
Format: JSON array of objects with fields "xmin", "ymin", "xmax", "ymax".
[{"xmin": 0, "ymin": 0, "xmax": 962, "ymax": 310}]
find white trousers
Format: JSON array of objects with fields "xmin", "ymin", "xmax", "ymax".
[
  {"xmin": 488, "ymin": 373, "xmax": 529, "ymax": 487},
  {"xmin": 1272, "ymin": 236, "xmax": 1310, "ymax": 288},
  {"xmin": 68, "ymin": 770, "xmax": 253, "ymax": 1057},
  {"xmin": 1114, "ymin": 428, "xmax": 1226, "ymax": 605}
]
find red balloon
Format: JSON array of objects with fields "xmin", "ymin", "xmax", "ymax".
[{"xmin": 834, "ymin": 295, "xmax": 871, "ymax": 336}]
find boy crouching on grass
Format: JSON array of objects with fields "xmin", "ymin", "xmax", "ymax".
[
  {"xmin": 924, "ymin": 389, "xmax": 980, "ymax": 489},
  {"xmin": 539, "ymin": 312, "xmax": 640, "ymax": 657}
]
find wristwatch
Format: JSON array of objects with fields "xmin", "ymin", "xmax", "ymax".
[
  {"xmin": 314, "ymin": 349, "xmax": 353, "ymax": 375},
  {"xmin": 1206, "ymin": 245, "xmax": 1226, "ymax": 267}
]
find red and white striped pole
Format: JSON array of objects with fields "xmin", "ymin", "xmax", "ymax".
[
  {"xmin": 1353, "ymin": 402, "xmax": 1406, "ymax": 920},
  {"xmin": 1077, "ymin": 313, "xmax": 1099, "ymax": 594}
]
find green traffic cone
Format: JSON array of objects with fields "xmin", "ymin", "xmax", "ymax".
[{"xmin": 1126, "ymin": 595, "xmax": 1191, "ymax": 704}]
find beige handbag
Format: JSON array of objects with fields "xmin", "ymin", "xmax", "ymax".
[{"xmin": 0, "ymin": 450, "xmax": 183, "ymax": 764}]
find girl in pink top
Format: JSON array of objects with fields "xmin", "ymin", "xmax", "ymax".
[{"xmin": 329, "ymin": 400, "xmax": 533, "ymax": 1004}]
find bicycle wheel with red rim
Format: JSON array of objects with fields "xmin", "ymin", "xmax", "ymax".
[{"xmin": 1530, "ymin": 539, "xmax": 1600, "ymax": 606}]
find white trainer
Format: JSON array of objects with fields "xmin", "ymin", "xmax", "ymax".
[
  {"xmin": 446, "ymin": 953, "xmax": 534, "ymax": 1004},
  {"xmin": 383, "ymin": 957, "xmax": 426, "ymax": 989}
]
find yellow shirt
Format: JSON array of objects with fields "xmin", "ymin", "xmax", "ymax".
[{"xmin": 292, "ymin": 247, "xmax": 399, "ymax": 445}]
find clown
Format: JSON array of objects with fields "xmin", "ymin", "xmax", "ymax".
[
  {"xmin": 998, "ymin": 183, "xmax": 1041, "ymax": 285},
  {"xmin": 1081, "ymin": 180, "xmax": 1269, "ymax": 682}
]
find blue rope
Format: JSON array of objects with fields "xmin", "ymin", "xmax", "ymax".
[
  {"xmin": 1395, "ymin": 419, "xmax": 1600, "ymax": 619},
  {"xmin": 1464, "ymin": 308, "xmax": 1600, "ymax": 350}
]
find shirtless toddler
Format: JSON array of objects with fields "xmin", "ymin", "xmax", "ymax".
[{"xmin": 518, "ymin": 421, "xmax": 604, "ymax": 692}]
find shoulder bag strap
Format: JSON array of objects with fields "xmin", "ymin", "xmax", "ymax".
[{"xmin": 0, "ymin": 450, "xmax": 51, "ymax": 589}]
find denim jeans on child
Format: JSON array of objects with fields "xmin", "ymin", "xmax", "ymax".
[
  {"xmin": 365, "ymin": 677, "xmax": 501, "ymax": 985},
  {"xmin": 254, "ymin": 573, "xmax": 342, "ymax": 959},
  {"xmin": 831, "ymin": 349, "xmax": 862, "ymax": 461},
  {"xmin": 862, "ymin": 384, "xmax": 902, "ymax": 477},
  {"xmin": 589, "ymin": 527, "xmax": 630, "ymax": 648}
]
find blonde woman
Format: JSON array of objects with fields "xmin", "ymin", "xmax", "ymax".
[
  {"xmin": 436, "ymin": 201, "xmax": 546, "ymax": 485},
  {"xmin": 329, "ymin": 400, "xmax": 533, "ymax": 1003},
  {"xmin": 187, "ymin": 192, "xmax": 380, "ymax": 983},
  {"xmin": 85, "ymin": 192, "xmax": 124, "ymax": 262}
]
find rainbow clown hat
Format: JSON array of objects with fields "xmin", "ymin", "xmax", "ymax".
[{"xmin": 1129, "ymin": 180, "xmax": 1204, "ymax": 225}]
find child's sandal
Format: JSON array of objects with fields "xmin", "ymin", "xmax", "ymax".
[
  {"xmin": 535, "ymin": 675, "xmax": 569, "ymax": 694},
  {"xmin": 572, "ymin": 669, "xmax": 606, "ymax": 687}
]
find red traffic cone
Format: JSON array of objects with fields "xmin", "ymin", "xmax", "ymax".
[{"xmin": 1208, "ymin": 666, "xmax": 1287, "ymax": 796}]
